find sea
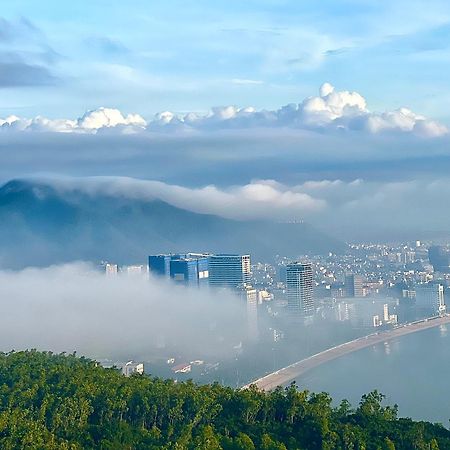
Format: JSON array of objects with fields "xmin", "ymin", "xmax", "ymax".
[{"xmin": 295, "ymin": 324, "xmax": 450, "ymax": 425}]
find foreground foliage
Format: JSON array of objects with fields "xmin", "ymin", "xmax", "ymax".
[{"xmin": 0, "ymin": 351, "xmax": 448, "ymax": 449}]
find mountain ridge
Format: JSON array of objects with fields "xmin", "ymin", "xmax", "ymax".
[{"xmin": 0, "ymin": 179, "xmax": 346, "ymax": 268}]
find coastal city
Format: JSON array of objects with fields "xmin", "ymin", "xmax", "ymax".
[{"xmin": 101, "ymin": 240, "xmax": 450, "ymax": 384}]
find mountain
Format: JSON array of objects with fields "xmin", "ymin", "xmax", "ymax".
[{"xmin": 0, "ymin": 179, "xmax": 346, "ymax": 268}]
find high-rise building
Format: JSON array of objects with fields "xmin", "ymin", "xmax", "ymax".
[
  {"xmin": 170, "ymin": 258, "xmax": 197, "ymax": 284},
  {"xmin": 188, "ymin": 254, "xmax": 209, "ymax": 287},
  {"xmin": 148, "ymin": 253, "xmax": 209, "ymax": 286},
  {"xmin": 286, "ymin": 262, "xmax": 314, "ymax": 317},
  {"xmin": 345, "ymin": 274, "xmax": 365, "ymax": 297},
  {"xmin": 428, "ymin": 246, "xmax": 450, "ymax": 273},
  {"xmin": 148, "ymin": 255, "xmax": 171, "ymax": 278},
  {"xmin": 208, "ymin": 254, "xmax": 251, "ymax": 290},
  {"xmin": 415, "ymin": 282, "xmax": 446, "ymax": 316},
  {"xmin": 239, "ymin": 285, "xmax": 258, "ymax": 342}
]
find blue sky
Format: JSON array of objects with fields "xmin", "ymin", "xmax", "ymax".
[
  {"xmin": 1, "ymin": 1, "xmax": 450, "ymax": 240},
  {"xmin": 2, "ymin": 0, "xmax": 450, "ymax": 122}
]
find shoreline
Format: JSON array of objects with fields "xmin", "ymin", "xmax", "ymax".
[{"xmin": 243, "ymin": 314, "xmax": 450, "ymax": 391}]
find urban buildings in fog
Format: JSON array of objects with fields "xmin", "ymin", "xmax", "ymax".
[
  {"xmin": 148, "ymin": 253, "xmax": 251, "ymax": 290},
  {"xmin": 149, "ymin": 252, "xmax": 258, "ymax": 342},
  {"xmin": 416, "ymin": 282, "xmax": 446, "ymax": 316},
  {"xmin": 148, "ymin": 253, "xmax": 209, "ymax": 286},
  {"xmin": 240, "ymin": 285, "xmax": 259, "ymax": 342},
  {"xmin": 104, "ymin": 263, "xmax": 118, "ymax": 276},
  {"xmin": 286, "ymin": 262, "xmax": 314, "ymax": 319},
  {"xmin": 345, "ymin": 274, "xmax": 365, "ymax": 297},
  {"xmin": 102, "ymin": 237, "xmax": 450, "ymax": 351},
  {"xmin": 428, "ymin": 246, "xmax": 450, "ymax": 273}
]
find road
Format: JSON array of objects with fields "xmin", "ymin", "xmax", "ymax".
[{"xmin": 243, "ymin": 315, "xmax": 450, "ymax": 391}]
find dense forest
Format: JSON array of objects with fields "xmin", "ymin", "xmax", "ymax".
[{"xmin": 0, "ymin": 351, "xmax": 449, "ymax": 449}]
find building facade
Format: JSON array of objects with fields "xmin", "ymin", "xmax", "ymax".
[
  {"xmin": 345, "ymin": 274, "xmax": 365, "ymax": 297},
  {"xmin": 208, "ymin": 254, "xmax": 251, "ymax": 290},
  {"xmin": 148, "ymin": 253, "xmax": 209, "ymax": 286},
  {"xmin": 286, "ymin": 262, "xmax": 314, "ymax": 318}
]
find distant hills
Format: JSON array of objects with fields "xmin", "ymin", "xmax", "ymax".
[{"xmin": 0, "ymin": 179, "xmax": 346, "ymax": 268}]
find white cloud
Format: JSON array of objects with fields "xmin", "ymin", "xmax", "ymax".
[
  {"xmin": 148, "ymin": 83, "xmax": 448, "ymax": 137},
  {"xmin": 45, "ymin": 176, "xmax": 325, "ymax": 221},
  {"xmin": 78, "ymin": 107, "xmax": 146, "ymax": 130},
  {"xmin": 0, "ymin": 107, "xmax": 146, "ymax": 134},
  {"xmin": 0, "ymin": 84, "xmax": 446, "ymax": 137}
]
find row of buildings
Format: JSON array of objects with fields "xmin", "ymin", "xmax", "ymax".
[
  {"xmin": 148, "ymin": 253, "xmax": 250, "ymax": 289},
  {"xmin": 149, "ymin": 253, "xmax": 315, "ymax": 318}
]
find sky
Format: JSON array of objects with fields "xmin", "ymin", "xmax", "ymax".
[
  {"xmin": 0, "ymin": 1, "xmax": 450, "ymax": 242},
  {"xmin": 1, "ymin": 0, "xmax": 450, "ymax": 121}
]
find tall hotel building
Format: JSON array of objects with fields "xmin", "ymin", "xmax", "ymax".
[
  {"xmin": 208, "ymin": 254, "xmax": 251, "ymax": 290},
  {"xmin": 286, "ymin": 262, "xmax": 314, "ymax": 318}
]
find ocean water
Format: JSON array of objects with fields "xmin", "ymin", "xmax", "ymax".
[{"xmin": 295, "ymin": 325, "xmax": 450, "ymax": 425}]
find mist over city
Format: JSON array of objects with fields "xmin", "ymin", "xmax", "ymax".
[{"xmin": 2, "ymin": 1, "xmax": 450, "ymax": 448}]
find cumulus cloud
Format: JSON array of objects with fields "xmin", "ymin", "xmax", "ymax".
[
  {"xmin": 0, "ymin": 84, "xmax": 446, "ymax": 137},
  {"xmin": 0, "ymin": 107, "xmax": 146, "ymax": 134},
  {"xmin": 0, "ymin": 263, "xmax": 246, "ymax": 360},
  {"xmin": 147, "ymin": 83, "xmax": 447, "ymax": 137},
  {"xmin": 77, "ymin": 107, "xmax": 146, "ymax": 130}
]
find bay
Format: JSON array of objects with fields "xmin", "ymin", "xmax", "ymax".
[{"xmin": 295, "ymin": 325, "xmax": 450, "ymax": 425}]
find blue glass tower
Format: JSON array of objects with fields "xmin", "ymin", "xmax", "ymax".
[
  {"xmin": 148, "ymin": 253, "xmax": 209, "ymax": 286},
  {"xmin": 148, "ymin": 255, "xmax": 171, "ymax": 278},
  {"xmin": 170, "ymin": 258, "xmax": 199, "ymax": 284}
]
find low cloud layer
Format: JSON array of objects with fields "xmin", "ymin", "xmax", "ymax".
[
  {"xmin": 0, "ymin": 263, "xmax": 246, "ymax": 360},
  {"xmin": 0, "ymin": 84, "xmax": 446, "ymax": 137},
  {"xmin": 46, "ymin": 176, "xmax": 325, "ymax": 220},
  {"xmin": 11, "ymin": 175, "xmax": 450, "ymax": 241}
]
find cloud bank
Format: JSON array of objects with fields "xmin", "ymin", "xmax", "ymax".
[
  {"xmin": 0, "ymin": 84, "xmax": 446, "ymax": 137},
  {"xmin": 0, "ymin": 107, "xmax": 146, "ymax": 133},
  {"xmin": 0, "ymin": 263, "xmax": 246, "ymax": 360},
  {"xmin": 14, "ymin": 175, "xmax": 450, "ymax": 241},
  {"xmin": 45, "ymin": 176, "xmax": 325, "ymax": 220}
]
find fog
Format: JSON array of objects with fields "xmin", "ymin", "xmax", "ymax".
[{"xmin": 0, "ymin": 263, "xmax": 247, "ymax": 361}]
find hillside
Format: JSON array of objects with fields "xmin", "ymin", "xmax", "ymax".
[
  {"xmin": 0, "ymin": 179, "xmax": 346, "ymax": 268},
  {"xmin": 0, "ymin": 350, "xmax": 448, "ymax": 449}
]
